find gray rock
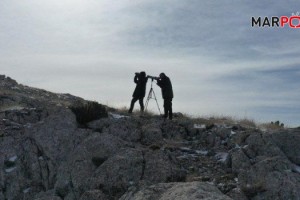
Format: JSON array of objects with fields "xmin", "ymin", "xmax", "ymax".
[
  {"xmin": 272, "ymin": 129, "xmax": 300, "ymax": 165},
  {"xmin": 64, "ymin": 192, "xmax": 76, "ymax": 200},
  {"xmin": 228, "ymin": 130, "xmax": 252, "ymax": 147},
  {"xmin": 245, "ymin": 133, "xmax": 286, "ymax": 158},
  {"xmin": 26, "ymin": 108, "xmax": 78, "ymax": 162},
  {"xmin": 87, "ymin": 118, "xmax": 111, "ymax": 132},
  {"xmin": 2, "ymin": 75, "xmax": 300, "ymax": 200},
  {"xmin": 141, "ymin": 123, "xmax": 163, "ymax": 145},
  {"xmin": 230, "ymin": 148, "xmax": 251, "ymax": 173},
  {"xmin": 55, "ymin": 132, "xmax": 127, "ymax": 198},
  {"xmin": 215, "ymin": 127, "xmax": 231, "ymax": 140},
  {"xmin": 142, "ymin": 150, "xmax": 185, "ymax": 183},
  {"xmin": 34, "ymin": 190, "xmax": 61, "ymax": 200},
  {"xmin": 161, "ymin": 120, "xmax": 185, "ymax": 140},
  {"xmin": 206, "ymin": 132, "xmax": 216, "ymax": 147},
  {"xmin": 34, "ymin": 197, "xmax": 62, "ymax": 200},
  {"xmin": 238, "ymin": 156, "xmax": 300, "ymax": 199},
  {"xmin": 79, "ymin": 190, "xmax": 108, "ymax": 200},
  {"xmin": 120, "ymin": 182, "xmax": 233, "ymax": 200},
  {"xmin": 87, "ymin": 148, "xmax": 144, "ymax": 198},
  {"xmin": 107, "ymin": 118, "xmax": 141, "ymax": 142},
  {"xmin": 226, "ymin": 188, "xmax": 248, "ymax": 200}
]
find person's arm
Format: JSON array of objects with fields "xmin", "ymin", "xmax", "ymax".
[
  {"xmin": 157, "ymin": 79, "xmax": 163, "ymax": 88},
  {"xmin": 134, "ymin": 75, "xmax": 138, "ymax": 83}
]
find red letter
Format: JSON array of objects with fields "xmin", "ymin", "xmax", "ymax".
[
  {"xmin": 289, "ymin": 16, "xmax": 300, "ymax": 28},
  {"xmin": 280, "ymin": 16, "xmax": 289, "ymax": 27}
]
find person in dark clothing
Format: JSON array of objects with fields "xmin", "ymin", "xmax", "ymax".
[
  {"xmin": 128, "ymin": 71, "xmax": 148, "ymax": 113},
  {"xmin": 157, "ymin": 73, "xmax": 173, "ymax": 120}
]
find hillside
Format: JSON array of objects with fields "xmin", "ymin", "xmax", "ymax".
[{"xmin": 0, "ymin": 75, "xmax": 300, "ymax": 200}]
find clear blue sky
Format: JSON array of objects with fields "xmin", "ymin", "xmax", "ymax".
[{"xmin": 1, "ymin": 0, "xmax": 299, "ymax": 126}]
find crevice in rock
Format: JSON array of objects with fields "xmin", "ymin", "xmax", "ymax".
[
  {"xmin": 140, "ymin": 151, "xmax": 146, "ymax": 180},
  {"xmin": 45, "ymin": 160, "xmax": 51, "ymax": 189},
  {"xmin": 69, "ymin": 172, "xmax": 79, "ymax": 200},
  {"xmin": 2, "ymin": 182, "xmax": 7, "ymax": 200},
  {"xmin": 241, "ymin": 148, "xmax": 252, "ymax": 161},
  {"xmin": 25, "ymin": 137, "xmax": 53, "ymax": 191},
  {"xmin": 92, "ymin": 156, "xmax": 108, "ymax": 167}
]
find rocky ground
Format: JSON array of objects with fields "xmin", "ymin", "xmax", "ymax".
[{"xmin": 1, "ymin": 75, "xmax": 300, "ymax": 200}]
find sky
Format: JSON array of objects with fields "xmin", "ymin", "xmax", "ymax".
[{"xmin": 1, "ymin": 0, "xmax": 300, "ymax": 126}]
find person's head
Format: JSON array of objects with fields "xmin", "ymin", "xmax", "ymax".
[
  {"xmin": 140, "ymin": 71, "xmax": 146, "ymax": 78},
  {"xmin": 159, "ymin": 73, "xmax": 166, "ymax": 79}
]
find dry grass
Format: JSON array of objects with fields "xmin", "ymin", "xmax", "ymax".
[
  {"xmin": 142, "ymin": 110, "xmax": 156, "ymax": 117},
  {"xmin": 112, "ymin": 106, "xmax": 128, "ymax": 114},
  {"xmin": 109, "ymin": 106, "xmax": 156, "ymax": 118},
  {"xmin": 258, "ymin": 123, "xmax": 285, "ymax": 132},
  {"xmin": 237, "ymin": 118, "xmax": 257, "ymax": 128},
  {"xmin": 107, "ymin": 105, "xmax": 288, "ymax": 132},
  {"xmin": 176, "ymin": 114, "xmax": 257, "ymax": 129}
]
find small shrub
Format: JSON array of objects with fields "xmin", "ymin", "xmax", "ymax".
[
  {"xmin": 238, "ymin": 118, "xmax": 256, "ymax": 128},
  {"xmin": 70, "ymin": 101, "xmax": 108, "ymax": 126}
]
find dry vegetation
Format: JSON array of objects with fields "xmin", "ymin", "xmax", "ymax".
[
  {"xmin": 108, "ymin": 106, "xmax": 288, "ymax": 132},
  {"xmin": 109, "ymin": 106, "xmax": 156, "ymax": 117}
]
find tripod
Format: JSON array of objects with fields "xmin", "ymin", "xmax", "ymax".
[{"xmin": 144, "ymin": 79, "xmax": 161, "ymax": 114}]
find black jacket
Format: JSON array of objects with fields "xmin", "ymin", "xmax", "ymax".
[
  {"xmin": 132, "ymin": 74, "xmax": 148, "ymax": 98},
  {"xmin": 157, "ymin": 76, "xmax": 173, "ymax": 99}
]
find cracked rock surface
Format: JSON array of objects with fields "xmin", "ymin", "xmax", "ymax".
[{"xmin": 1, "ymin": 75, "xmax": 300, "ymax": 200}]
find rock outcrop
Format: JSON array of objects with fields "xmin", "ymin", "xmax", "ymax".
[
  {"xmin": 120, "ymin": 182, "xmax": 233, "ymax": 200},
  {"xmin": 1, "ymin": 75, "xmax": 300, "ymax": 200}
]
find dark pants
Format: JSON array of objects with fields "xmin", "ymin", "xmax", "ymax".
[
  {"xmin": 163, "ymin": 98, "xmax": 172, "ymax": 120},
  {"xmin": 129, "ymin": 97, "xmax": 144, "ymax": 113}
]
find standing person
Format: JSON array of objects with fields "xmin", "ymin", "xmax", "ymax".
[
  {"xmin": 128, "ymin": 71, "xmax": 148, "ymax": 113},
  {"xmin": 157, "ymin": 73, "xmax": 173, "ymax": 120}
]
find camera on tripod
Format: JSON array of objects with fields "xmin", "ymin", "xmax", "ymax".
[{"xmin": 147, "ymin": 75, "xmax": 159, "ymax": 81}]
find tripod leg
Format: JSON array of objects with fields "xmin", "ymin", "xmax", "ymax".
[
  {"xmin": 152, "ymin": 90, "xmax": 162, "ymax": 115},
  {"xmin": 144, "ymin": 88, "xmax": 153, "ymax": 112}
]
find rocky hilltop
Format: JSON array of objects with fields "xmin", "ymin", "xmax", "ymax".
[{"xmin": 0, "ymin": 75, "xmax": 300, "ymax": 200}]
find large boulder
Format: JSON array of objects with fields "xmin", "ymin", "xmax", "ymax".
[
  {"xmin": 26, "ymin": 108, "xmax": 79, "ymax": 162},
  {"xmin": 142, "ymin": 150, "xmax": 185, "ymax": 184},
  {"xmin": 120, "ymin": 182, "xmax": 233, "ymax": 200},
  {"xmin": 141, "ymin": 123, "xmax": 164, "ymax": 145},
  {"xmin": 230, "ymin": 148, "xmax": 251, "ymax": 174},
  {"xmin": 54, "ymin": 132, "xmax": 128, "ymax": 198},
  {"xmin": 238, "ymin": 156, "xmax": 300, "ymax": 199},
  {"xmin": 271, "ymin": 129, "xmax": 300, "ymax": 165},
  {"xmin": 230, "ymin": 132, "xmax": 288, "ymax": 174},
  {"xmin": 244, "ymin": 133, "xmax": 286, "ymax": 158},
  {"xmin": 87, "ymin": 148, "xmax": 144, "ymax": 198},
  {"xmin": 107, "ymin": 118, "xmax": 141, "ymax": 142},
  {"xmin": 229, "ymin": 131, "xmax": 300, "ymax": 199}
]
